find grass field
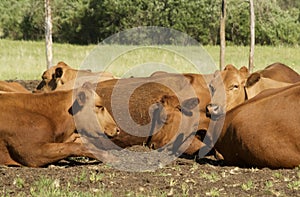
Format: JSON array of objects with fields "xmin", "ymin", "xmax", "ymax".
[{"xmin": 0, "ymin": 39, "xmax": 299, "ymax": 80}]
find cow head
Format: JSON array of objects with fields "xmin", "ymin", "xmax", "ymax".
[
  {"xmin": 69, "ymin": 82, "xmax": 120, "ymax": 138},
  {"xmin": 34, "ymin": 62, "xmax": 75, "ymax": 92},
  {"xmin": 148, "ymin": 95, "xmax": 200, "ymax": 155},
  {"xmin": 206, "ymin": 64, "xmax": 249, "ymax": 119}
]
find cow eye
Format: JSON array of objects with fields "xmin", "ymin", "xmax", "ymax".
[
  {"xmin": 233, "ymin": 84, "xmax": 239, "ymax": 89},
  {"xmin": 230, "ymin": 84, "xmax": 239, "ymax": 90},
  {"xmin": 209, "ymin": 84, "xmax": 215, "ymax": 95},
  {"xmin": 96, "ymin": 105, "xmax": 104, "ymax": 111}
]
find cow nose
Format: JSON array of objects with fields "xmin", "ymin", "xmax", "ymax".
[
  {"xmin": 115, "ymin": 127, "xmax": 120, "ymax": 135},
  {"xmin": 206, "ymin": 103, "xmax": 223, "ymax": 120}
]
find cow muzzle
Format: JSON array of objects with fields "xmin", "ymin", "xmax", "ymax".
[
  {"xmin": 105, "ymin": 127, "xmax": 121, "ymax": 138},
  {"xmin": 206, "ymin": 103, "xmax": 224, "ymax": 120}
]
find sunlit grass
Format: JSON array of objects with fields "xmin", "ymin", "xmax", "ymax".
[
  {"xmin": 0, "ymin": 39, "xmax": 93, "ymax": 80},
  {"xmin": 0, "ymin": 39, "xmax": 299, "ymax": 80},
  {"xmin": 205, "ymin": 45, "xmax": 300, "ymax": 72}
]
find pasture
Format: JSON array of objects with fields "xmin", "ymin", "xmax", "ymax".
[
  {"xmin": 0, "ymin": 39, "xmax": 299, "ymax": 79},
  {"xmin": 1, "ymin": 39, "xmax": 300, "ymax": 196}
]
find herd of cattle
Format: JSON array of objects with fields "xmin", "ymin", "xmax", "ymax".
[{"xmin": 1, "ymin": 61, "xmax": 299, "ymax": 169}]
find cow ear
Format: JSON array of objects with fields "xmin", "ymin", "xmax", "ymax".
[
  {"xmin": 240, "ymin": 66, "xmax": 249, "ymax": 78},
  {"xmin": 182, "ymin": 97, "xmax": 199, "ymax": 110},
  {"xmin": 246, "ymin": 72, "xmax": 261, "ymax": 87},
  {"xmin": 76, "ymin": 91, "xmax": 86, "ymax": 106},
  {"xmin": 57, "ymin": 61, "xmax": 69, "ymax": 67},
  {"xmin": 160, "ymin": 95, "xmax": 172, "ymax": 105},
  {"xmin": 69, "ymin": 92, "xmax": 85, "ymax": 115},
  {"xmin": 213, "ymin": 70, "xmax": 221, "ymax": 78},
  {"xmin": 82, "ymin": 81, "xmax": 94, "ymax": 89},
  {"xmin": 178, "ymin": 105, "xmax": 193, "ymax": 116},
  {"xmin": 48, "ymin": 78, "xmax": 58, "ymax": 90},
  {"xmin": 41, "ymin": 71, "xmax": 47, "ymax": 79},
  {"xmin": 183, "ymin": 74, "xmax": 194, "ymax": 84},
  {"xmin": 54, "ymin": 67, "xmax": 63, "ymax": 78},
  {"xmin": 36, "ymin": 80, "xmax": 46, "ymax": 90},
  {"xmin": 224, "ymin": 64, "xmax": 236, "ymax": 71}
]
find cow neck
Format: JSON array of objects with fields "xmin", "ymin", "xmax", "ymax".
[
  {"xmin": 34, "ymin": 90, "xmax": 76, "ymax": 137},
  {"xmin": 39, "ymin": 90, "xmax": 73, "ymax": 112}
]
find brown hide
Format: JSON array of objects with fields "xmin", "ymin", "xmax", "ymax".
[
  {"xmin": 245, "ymin": 73, "xmax": 293, "ymax": 99},
  {"xmin": 0, "ymin": 84, "xmax": 117, "ymax": 167},
  {"xmin": 35, "ymin": 61, "xmax": 115, "ymax": 92},
  {"xmin": 0, "ymin": 81, "xmax": 29, "ymax": 93},
  {"xmin": 95, "ymin": 73, "xmax": 212, "ymax": 155},
  {"xmin": 208, "ymin": 82, "xmax": 300, "ymax": 169},
  {"xmin": 148, "ymin": 95, "xmax": 203, "ymax": 155},
  {"xmin": 259, "ymin": 62, "xmax": 300, "ymax": 83},
  {"xmin": 243, "ymin": 62, "xmax": 300, "ymax": 99},
  {"xmin": 150, "ymin": 72, "xmax": 213, "ymax": 131}
]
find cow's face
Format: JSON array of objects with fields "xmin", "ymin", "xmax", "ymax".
[
  {"xmin": 69, "ymin": 82, "xmax": 119, "ymax": 138},
  {"xmin": 206, "ymin": 65, "xmax": 249, "ymax": 118},
  {"xmin": 149, "ymin": 95, "xmax": 200, "ymax": 154},
  {"xmin": 34, "ymin": 62, "xmax": 71, "ymax": 92}
]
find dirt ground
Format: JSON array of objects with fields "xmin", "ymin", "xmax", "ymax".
[{"xmin": 1, "ymin": 80, "xmax": 300, "ymax": 196}]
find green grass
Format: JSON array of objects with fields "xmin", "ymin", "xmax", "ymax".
[
  {"xmin": 205, "ymin": 45, "xmax": 300, "ymax": 72},
  {"xmin": 28, "ymin": 176, "xmax": 112, "ymax": 197},
  {"xmin": 0, "ymin": 39, "xmax": 94, "ymax": 80},
  {"xmin": 241, "ymin": 180, "xmax": 254, "ymax": 191},
  {"xmin": 0, "ymin": 39, "xmax": 299, "ymax": 80}
]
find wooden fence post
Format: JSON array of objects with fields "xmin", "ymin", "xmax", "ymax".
[
  {"xmin": 220, "ymin": 0, "xmax": 226, "ymax": 70},
  {"xmin": 45, "ymin": 0, "xmax": 53, "ymax": 69},
  {"xmin": 249, "ymin": 0, "xmax": 255, "ymax": 73}
]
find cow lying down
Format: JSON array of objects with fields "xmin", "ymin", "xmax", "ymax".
[
  {"xmin": 0, "ymin": 82, "xmax": 119, "ymax": 167},
  {"xmin": 0, "ymin": 81, "xmax": 29, "ymax": 93},
  {"xmin": 35, "ymin": 61, "xmax": 115, "ymax": 92},
  {"xmin": 206, "ymin": 82, "xmax": 300, "ymax": 169}
]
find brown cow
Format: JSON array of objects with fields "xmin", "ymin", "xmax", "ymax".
[
  {"xmin": 35, "ymin": 61, "xmax": 115, "ymax": 92},
  {"xmin": 206, "ymin": 82, "xmax": 300, "ymax": 169},
  {"xmin": 258, "ymin": 62, "xmax": 300, "ymax": 83},
  {"xmin": 150, "ymin": 71, "xmax": 214, "ymax": 132},
  {"xmin": 147, "ymin": 95, "xmax": 204, "ymax": 155},
  {"xmin": 0, "ymin": 83, "xmax": 119, "ymax": 167},
  {"xmin": 207, "ymin": 64, "xmax": 249, "ymax": 116},
  {"xmin": 0, "ymin": 81, "xmax": 29, "ymax": 93},
  {"xmin": 207, "ymin": 63, "xmax": 299, "ymax": 117},
  {"xmin": 94, "ymin": 72, "xmax": 214, "ymax": 156}
]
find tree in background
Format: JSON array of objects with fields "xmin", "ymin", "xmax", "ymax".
[{"xmin": 0, "ymin": 0, "xmax": 298, "ymax": 46}]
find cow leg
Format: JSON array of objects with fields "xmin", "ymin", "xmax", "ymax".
[
  {"xmin": 64, "ymin": 133, "xmax": 82, "ymax": 143},
  {"xmin": 24, "ymin": 142, "xmax": 117, "ymax": 167},
  {"xmin": 0, "ymin": 142, "xmax": 22, "ymax": 166},
  {"xmin": 183, "ymin": 136, "xmax": 207, "ymax": 155}
]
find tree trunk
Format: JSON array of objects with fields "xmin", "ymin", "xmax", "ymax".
[
  {"xmin": 220, "ymin": 0, "xmax": 226, "ymax": 70},
  {"xmin": 249, "ymin": 0, "xmax": 255, "ymax": 73},
  {"xmin": 45, "ymin": 0, "xmax": 53, "ymax": 69}
]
